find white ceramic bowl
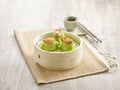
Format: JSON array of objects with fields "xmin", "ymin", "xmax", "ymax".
[{"xmin": 33, "ymin": 31, "xmax": 83, "ymax": 70}]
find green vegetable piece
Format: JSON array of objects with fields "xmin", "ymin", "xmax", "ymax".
[
  {"xmin": 39, "ymin": 41, "xmax": 44, "ymax": 49},
  {"xmin": 56, "ymin": 37, "xmax": 61, "ymax": 48}
]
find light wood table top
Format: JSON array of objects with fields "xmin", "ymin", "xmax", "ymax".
[{"xmin": 0, "ymin": 0, "xmax": 120, "ymax": 90}]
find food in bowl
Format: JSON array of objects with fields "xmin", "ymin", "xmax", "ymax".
[
  {"xmin": 33, "ymin": 29, "xmax": 82, "ymax": 70},
  {"xmin": 38, "ymin": 29, "xmax": 76, "ymax": 51}
]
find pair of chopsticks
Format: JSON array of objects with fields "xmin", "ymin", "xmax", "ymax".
[{"xmin": 77, "ymin": 22, "xmax": 102, "ymax": 43}]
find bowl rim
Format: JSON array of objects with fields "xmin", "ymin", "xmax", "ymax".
[{"xmin": 33, "ymin": 31, "xmax": 82, "ymax": 54}]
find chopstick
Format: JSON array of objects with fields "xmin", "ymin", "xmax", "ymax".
[{"xmin": 78, "ymin": 22, "xmax": 102, "ymax": 43}]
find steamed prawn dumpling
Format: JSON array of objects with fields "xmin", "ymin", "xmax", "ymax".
[
  {"xmin": 61, "ymin": 37, "xmax": 75, "ymax": 51},
  {"xmin": 54, "ymin": 29, "xmax": 64, "ymax": 48},
  {"xmin": 39, "ymin": 37, "xmax": 58, "ymax": 51}
]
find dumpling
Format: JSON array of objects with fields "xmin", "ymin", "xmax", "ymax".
[
  {"xmin": 61, "ymin": 37, "xmax": 75, "ymax": 51},
  {"xmin": 54, "ymin": 29, "xmax": 64, "ymax": 48},
  {"xmin": 39, "ymin": 37, "xmax": 58, "ymax": 51}
]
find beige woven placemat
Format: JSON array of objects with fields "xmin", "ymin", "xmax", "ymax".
[{"xmin": 14, "ymin": 28, "xmax": 108, "ymax": 84}]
